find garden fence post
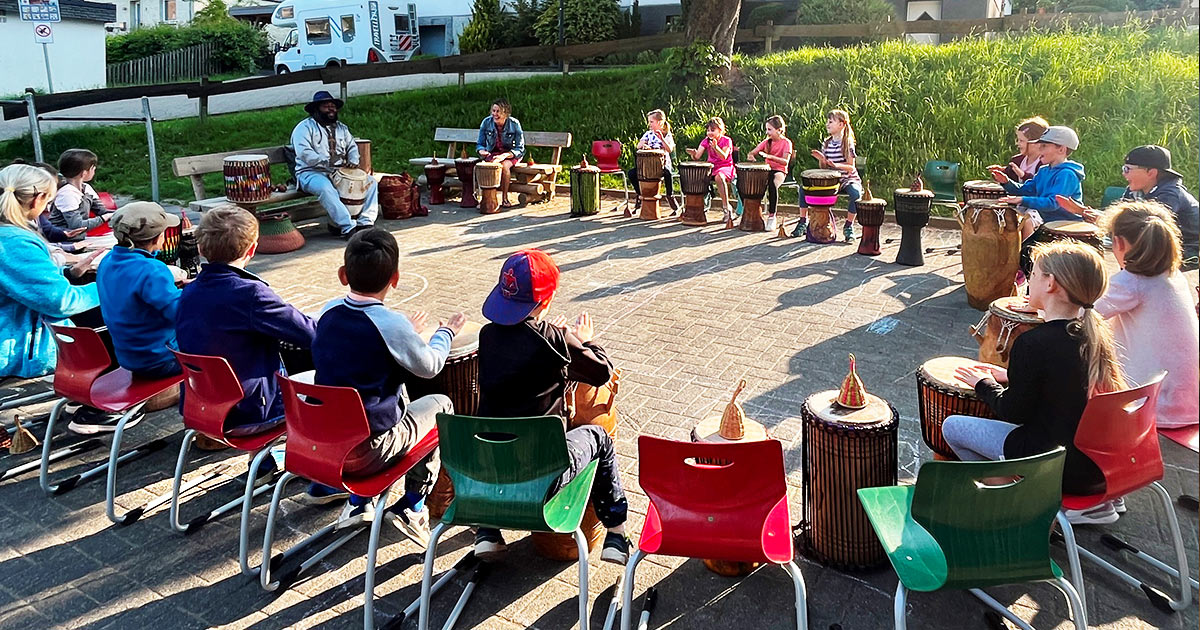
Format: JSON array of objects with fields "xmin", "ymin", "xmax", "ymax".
[
  {"xmin": 199, "ymin": 76, "xmax": 209, "ymax": 124},
  {"xmin": 24, "ymin": 90, "xmax": 43, "ymax": 163}
]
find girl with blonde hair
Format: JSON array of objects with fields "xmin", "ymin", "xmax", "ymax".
[
  {"xmin": 629, "ymin": 109, "xmax": 679, "ymax": 214},
  {"xmin": 795, "ymin": 109, "xmax": 864, "ymax": 242}
]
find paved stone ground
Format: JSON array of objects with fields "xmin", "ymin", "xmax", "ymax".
[{"xmin": 0, "ymin": 197, "xmax": 1196, "ymax": 630}]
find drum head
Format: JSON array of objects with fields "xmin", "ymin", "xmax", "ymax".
[
  {"xmin": 421, "ymin": 320, "xmax": 481, "ymax": 358},
  {"xmin": 692, "ymin": 415, "xmax": 769, "ymax": 443},
  {"xmin": 801, "ymin": 169, "xmax": 841, "ymax": 180},
  {"xmin": 637, "ymin": 149, "xmax": 666, "ymax": 157},
  {"xmin": 1043, "ymin": 220, "xmax": 1100, "ymax": 237},
  {"xmin": 338, "ymin": 167, "xmax": 368, "ymax": 181},
  {"xmin": 963, "ymin": 179, "xmax": 1004, "ymax": 192},
  {"xmin": 895, "ymin": 188, "xmax": 935, "ymax": 198},
  {"xmin": 919, "ymin": 357, "xmax": 997, "ymax": 395},
  {"xmin": 989, "ymin": 296, "xmax": 1044, "ymax": 323},
  {"xmin": 225, "ymin": 154, "xmax": 269, "ymax": 163},
  {"xmin": 736, "ymin": 162, "xmax": 769, "ymax": 171},
  {"xmin": 804, "ymin": 390, "xmax": 894, "ymax": 429}
]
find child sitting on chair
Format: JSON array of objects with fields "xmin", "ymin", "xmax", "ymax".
[
  {"xmin": 50, "ymin": 149, "xmax": 111, "ymax": 241},
  {"xmin": 686, "ymin": 117, "xmax": 736, "ymax": 224},
  {"xmin": 310, "ymin": 228, "xmax": 466, "ymax": 542},
  {"xmin": 473, "ymin": 249, "xmax": 630, "ymax": 565}
]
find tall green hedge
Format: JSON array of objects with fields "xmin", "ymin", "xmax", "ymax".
[{"xmin": 106, "ymin": 21, "xmax": 269, "ymax": 73}]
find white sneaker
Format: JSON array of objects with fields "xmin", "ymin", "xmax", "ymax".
[
  {"xmin": 722, "ymin": 207, "xmax": 732, "ymax": 224},
  {"xmin": 765, "ymin": 215, "xmax": 777, "ymax": 232},
  {"xmin": 336, "ymin": 499, "xmax": 376, "ymax": 530},
  {"xmin": 1111, "ymin": 497, "xmax": 1127, "ymax": 513},
  {"xmin": 390, "ymin": 506, "xmax": 431, "ymax": 547},
  {"xmin": 1064, "ymin": 501, "xmax": 1119, "ymax": 526}
]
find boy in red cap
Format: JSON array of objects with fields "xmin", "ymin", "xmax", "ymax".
[{"xmin": 475, "ymin": 249, "xmax": 629, "ymax": 564}]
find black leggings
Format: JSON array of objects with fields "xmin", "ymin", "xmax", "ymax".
[
  {"xmin": 766, "ymin": 171, "xmax": 785, "ymax": 216},
  {"xmin": 627, "ymin": 166, "xmax": 675, "ymax": 196}
]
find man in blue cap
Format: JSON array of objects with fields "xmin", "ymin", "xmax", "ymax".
[{"xmin": 291, "ymin": 91, "xmax": 378, "ymax": 239}]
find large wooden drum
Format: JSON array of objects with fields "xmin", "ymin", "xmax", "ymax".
[
  {"xmin": 916, "ymin": 356, "xmax": 1000, "ymax": 459},
  {"xmin": 678, "ymin": 161, "xmax": 713, "ymax": 226},
  {"xmin": 894, "ymin": 187, "xmax": 934, "ymax": 266},
  {"xmin": 475, "ymin": 162, "xmax": 503, "ymax": 215},
  {"xmin": 736, "ymin": 162, "xmax": 770, "ymax": 232},
  {"xmin": 456, "ymin": 156, "xmax": 480, "ymax": 208},
  {"xmin": 800, "ymin": 169, "xmax": 841, "ymax": 206},
  {"xmin": 962, "ymin": 179, "xmax": 1005, "ymax": 202},
  {"xmin": 636, "ymin": 150, "xmax": 667, "ymax": 220},
  {"xmin": 959, "ymin": 200, "xmax": 1021, "ymax": 310},
  {"xmin": 1042, "ymin": 220, "xmax": 1103, "ymax": 250},
  {"xmin": 423, "ymin": 160, "xmax": 449, "ymax": 206},
  {"xmin": 806, "ymin": 207, "xmax": 837, "ymax": 244},
  {"xmin": 971, "ymin": 296, "xmax": 1043, "ymax": 368},
  {"xmin": 223, "ymin": 154, "xmax": 272, "ymax": 203},
  {"xmin": 855, "ymin": 196, "xmax": 887, "ymax": 256},
  {"xmin": 333, "ymin": 167, "xmax": 371, "ymax": 218},
  {"xmin": 799, "ymin": 390, "xmax": 897, "ymax": 570}
]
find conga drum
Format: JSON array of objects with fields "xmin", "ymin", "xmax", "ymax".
[
  {"xmin": 677, "ymin": 161, "xmax": 713, "ymax": 226},
  {"xmin": 408, "ymin": 322, "xmax": 482, "ymax": 521},
  {"xmin": 691, "ymin": 411, "xmax": 769, "ymax": 576},
  {"xmin": 223, "ymin": 154, "xmax": 272, "ymax": 203},
  {"xmin": 378, "ymin": 174, "xmax": 413, "ymax": 220},
  {"xmin": 916, "ymin": 356, "xmax": 1000, "ymax": 459},
  {"xmin": 531, "ymin": 371, "xmax": 623, "ymax": 561},
  {"xmin": 333, "ymin": 167, "xmax": 371, "ymax": 218},
  {"xmin": 799, "ymin": 390, "xmax": 897, "ymax": 570},
  {"xmin": 962, "ymin": 179, "xmax": 1005, "ymax": 202},
  {"xmin": 423, "ymin": 160, "xmax": 449, "ymax": 206},
  {"xmin": 855, "ymin": 188, "xmax": 887, "ymax": 256},
  {"xmin": 636, "ymin": 149, "xmax": 666, "ymax": 220},
  {"xmin": 971, "ymin": 296, "xmax": 1043, "ymax": 368},
  {"xmin": 1042, "ymin": 220, "xmax": 1103, "ymax": 250},
  {"xmin": 959, "ymin": 200, "xmax": 1021, "ymax": 310},
  {"xmin": 455, "ymin": 156, "xmax": 479, "ymax": 208},
  {"xmin": 735, "ymin": 162, "xmax": 770, "ymax": 232},
  {"xmin": 802, "ymin": 169, "xmax": 842, "ymax": 243},
  {"xmin": 355, "ymin": 138, "xmax": 372, "ymax": 174},
  {"xmin": 475, "ymin": 162, "xmax": 503, "ymax": 215},
  {"xmin": 570, "ymin": 161, "xmax": 601, "ymax": 217},
  {"xmin": 893, "ymin": 187, "xmax": 934, "ymax": 266}
]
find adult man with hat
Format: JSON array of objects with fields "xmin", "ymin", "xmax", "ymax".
[
  {"xmin": 1121, "ymin": 145, "xmax": 1198, "ymax": 265},
  {"xmin": 290, "ymin": 91, "xmax": 378, "ymax": 239}
]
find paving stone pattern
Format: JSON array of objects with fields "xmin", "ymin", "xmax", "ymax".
[{"xmin": 0, "ymin": 198, "xmax": 1196, "ymax": 630}]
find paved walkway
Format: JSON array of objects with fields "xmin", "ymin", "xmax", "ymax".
[{"xmin": 0, "ymin": 199, "xmax": 1196, "ymax": 629}]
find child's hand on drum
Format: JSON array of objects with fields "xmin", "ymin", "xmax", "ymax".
[
  {"xmin": 953, "ymin": 365, "xmax": 993, "ymax": 387},
  {"xmin": 444, "ymin": 312, "xmax": 467, "ymax": 335},
  {"xmin": 810, "ymin": 149, "xmax": 824, "ymax": 162},
  {"xmin": 988, "ymin": 166, "xmax": 1010, "ymax": 185},
  {"xmin": 985, "ymin": 366, "xmax": 1009, "ymax": 384},
  {"xmin": 999, "ymin": 195, "xmax": 1023, "ymax": 205},
  {"xmin": 574, "ymin": 312, "xmax": 594, "ymax": 343},
  {"xmin": 686, "ymin": 148, "xmax": 700, "ymax": 159},
  {"xmin": 407, "ymin": 310, "xmax": 429, "ymax": 331}
]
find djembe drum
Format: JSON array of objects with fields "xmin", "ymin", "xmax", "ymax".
[
  {"xmin": 802, "ymin": 169, "xmax": 842, "ymax": 243},
  {"xmin": 916, "ymin": 356, "xmax": 1000, "ymax": 459},
  {"xmin": 962, "ymin": 179, "xmax": 1005, "ymax": 202},
  {"xmin": 531, "ymin": 370, "xmax": 623, "ymax": 561},
  {"xmin": 678, "ymin": 161, "xmax": 713, "ymax": 226},
  {"xmin": 570, "ymin": 160, "xmax": 601, "ymax": 217},
  {"xmin": 355, "ymin": 138, "xmax": 372, "ymax": 174},
  {"xmin": 178, "ymin": 227, "xmax": 200, "ymax": 277},
  {"xmin": 475, "ymin": 162, "xmax": 503, "ymax": 215},
  {"xmin": 636, "ymin": 149, "xmax": 667, "ymax": 220},
  {"xmin": 959, "ymin": 199, "xmax": 1021, "ymax": 310},
  {"xmin": 333, "ymin": 167, "xmax": 371, "ymax": 218},
  {"xmin": 799, "ymin": 390, "xmax": 898, "ymax": 570},
  {"xmin": 1042, "ymin": 220, "xmax": 1103, "ymax": 250},
  {"xmin": 154, "ymin": 222, "xmax": 182, "ymax": 266},
  {"xmin": 409, "ymin": 322, "xmax": 483, "ymax": 521},
  {"xmin": 893, "ymin": 187, "xmax": 934, "ymax": 266},
  {"xmin": 423, "ymin": 159, "xmax": 449, "ymax": 206},
  {"xmin": 971, "ymin": 296, "xmax": 1043, "ymax": 367},
  {"xmin": 735, "ymin": 162, "xmax": 770, "ymax": 232},
  {"xmin": 378, "ymin": 174, "xmax": 413, "ymax": 220},
  {"xmin": 223, "ymin": 154, "xmax": 272, "ymax": 203},
  {"xmin": 456, "ymin": 156, "xmax": 479, "ymax": 208},
  {"xmin": 855, "ymin": 181, "xmax": 887, "ymax": 256}
]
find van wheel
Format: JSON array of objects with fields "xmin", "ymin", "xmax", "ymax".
[
  {"xmin": 325, "ymin": 60, "xmax": 342, "ymax": 69},
  {"xmin": 276, "ymin": 66, "xmax": 290, "ymax": 75}
]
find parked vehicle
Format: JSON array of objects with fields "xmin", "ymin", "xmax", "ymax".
[{"xmin": 271, "ymin": 0, "xmax": 420, "ymax": 74}]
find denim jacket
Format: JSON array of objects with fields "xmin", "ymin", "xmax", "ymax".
[{"xmin": 476, "ymin": 116, "xmax": 525, "ymax": 161}]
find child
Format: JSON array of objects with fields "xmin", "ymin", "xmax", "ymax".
[
  {"xmin": 1097, "ymin": 201, "xmax": 1198, "ymax": 429},
  {"xmin": 474, "ymin": 249, "xmax": 629, "ymax": 564},
  {"xmin": 990, "ymin": 117, "xmax": 1049, "ymax": 184},
  {"xmin": 311, "ymin": 228, "xmax": 465, "ymax": 538},
  {"xmin": 628, "ymin": 109, "xmax": 679, "ymax": 214},
  {"xmin": 989, "ymin": 125, "xmax": 1086, "ymax": 242},
  {"xmin": 50, "ymin": 149, "xmax": 110, "ymax": 241},
  {"xmin": 942, "ymin": 242, "xmax": 1126, "ymax": 524},
  {"xmin": 794, "ymin": 109, "xmax": 863, "ymax": 242},
  {"xmin": 177, "ymin": 205, "xmax": 317, "ymax": 436},
  {"xmin": 686, "ymin": 117, "xmax": 736, "ymax": 224},
  {"xmin": 1117, "ymin": 145, "xmax": 1199, "ymax": 267},
  {"xmin": 747, "ymin": 115, "xmax": 793, "ymax": 233}
]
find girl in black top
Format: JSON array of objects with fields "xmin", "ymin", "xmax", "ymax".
[{"xmin": 942, "ymin": 242, "xmax": 1126, "ymax": 524}]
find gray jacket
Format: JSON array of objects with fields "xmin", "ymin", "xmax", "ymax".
[{"xmin": 290, "ymin": 117, "xmax": 359, "ymax": 176}]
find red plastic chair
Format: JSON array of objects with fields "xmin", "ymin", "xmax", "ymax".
[
  {"xmin": 168, "ymin": 350, "xmax": 287, "ymax": 576},
  {"xmin": 264, "ymin": 374, "xmax": 439, "ymax": 630},
  {"xmin": 38, "ymin": 324, "xmax": 182, "ymax": 525},
  {"xmin": 621, "ymin": 436, "xmax": 808, "ymax": 630},
  {"xmin": 1054, "ymin": 374, "xmax": 1193, "ymax": 616},
  {"xmin": 592, "ymin": 140, "xmax": 630, "ymax": 212}
]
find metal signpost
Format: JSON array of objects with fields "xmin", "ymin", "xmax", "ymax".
[{"xmin": 19, "ymin": 0, "xmax": 60, "ymax": 94}]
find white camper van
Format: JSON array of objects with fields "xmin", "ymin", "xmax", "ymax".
[{"xmin": 271, "ymin": 0, "xmax": 421, "ymax": 74}]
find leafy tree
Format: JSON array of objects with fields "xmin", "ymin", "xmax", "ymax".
[
  {"xmin": 460, "ymin": 0, "xmax": 504, "ymax": 53},
  {"xmin": 794, "ymin": 0, "xmax": 895, "ymax": 24},
  {"xmin": 192, "ymin": 0, "xmax": 233, "ymax": 26},
  {"xmin": 498, "ymin": 0, "xmax": 545, "ymax": 48},
  {"xmin": 533, "ymin": 0, "xmax": 620, "ymax": 45},
  {"xmin": 616, "ymin": 0, "xmax": 643, "ymax": 38}
]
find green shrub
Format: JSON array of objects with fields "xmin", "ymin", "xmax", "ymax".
[
  {"xmin": 794, "ymin": 0, "xmax": 896, "ymax": 24},
  {"xmin": 497, "ymin": 0, "xmax": 545, "ymax": 49},
  {"xmin": 665, "ymin": 41, "xmax": 730, "ymax": 91},
  {"xmin": 533, "ymin": 0, "xmax": 620, "ymax": 45},
  {"xmin": 745, "ymin": 2, "xmax": 793, "ymax": 28},
  {"xmin": 460, "ymin": 0, "xmax": 504, "ymax": 54},
  {"xmin": 106, "ymin": 20, "xmax": 269, "ymax": 73},
  {"xmin": 616, "ymin": 0, "xmax": 643, "ymax": 38}
]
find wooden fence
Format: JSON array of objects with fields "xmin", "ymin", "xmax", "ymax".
[{"xmin": 106, "ymin": 42, "xmax": 221, "ymax": 86}]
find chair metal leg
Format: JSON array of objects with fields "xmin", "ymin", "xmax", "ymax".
[
  {"xmin": 104, "ymin": 404, "xmax": 153, "ymax": 524},
  {"xmin": 602, "ymin": 572, "xmax": 624, "ymax": 630},
  {"xmin": 968, "ymin": 588, "xmax": 1035, "ymax": 630},
  {"xmin": 619, "ymin": 172, "xmax": 630, "ymax": 212},
  {"xmin": 784, "ymin": 561, "xmax": 809, "ymax": 630},
  {"xmin": 619, "ymin": 549, "xmax": 646, "ymax": 630},
  {"xmin": 237, "ymin": 446, "xmax": 279, "ymax": 575},
  {"xmin": 1055, "ymin": 511, "xmax": 1087, "ymax": 621},
  {"xmin": 260, "ymin": 472, "xmax": 366, "ymax": 591},
  {"xmin": 418, "ymin": 521, "xmax": 450, "ymax": 630},
  {"xmin": 573, "ymin": 528, "xmax": 589, "ymax": 630},
  {"xmin": 260, "ymin": 471, "xmax": 296, "ymax": 590},
  {"xmin": 168, "ymin": 430, "xmax": 198, "ymax": 532},
  {"xmin": 37, "ymin": 399, "xmax": 70, "ymax": 493},
  {"xmin": 893, "ymin": 582, "xmax": 907, "ymax": 630},
  {"xmin": 1051, "ymin": 577, "xmax": 1089, "ymax": 630},
  {"xmin": 0, "ymin": 387, "xmax": 56, "ymax": 412},
  {"xmin": 363, "ymin": 485, "xmax": 395, "ymax": 630}
]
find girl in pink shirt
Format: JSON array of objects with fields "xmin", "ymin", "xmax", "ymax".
[
  {"xmin": 686, "ymin": 117, "xmax": 736, "ymax": 223},
  {"xmin": 747, "ymin": 115, "xmax": 793, "ymax": 233}
]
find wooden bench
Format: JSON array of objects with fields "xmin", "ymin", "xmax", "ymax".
[
  {"xmin": 408, "ymin": 127, "xmax": 572, "ymax": 202},
  {"xmin": 171, "ymin": 146, "xmax": 323, "ymax": 220}
]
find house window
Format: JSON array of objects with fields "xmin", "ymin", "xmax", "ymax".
[
  {"xmin": 162, "ymin": 0, "xmax": 176, "ymax": 21},
  {"xmin": 305, "ymin": 18, "xmax": 332, "ymax": 45},
  {"xmin": 341, "ymin": 15, "xmax": 355, "ymax": 42}
]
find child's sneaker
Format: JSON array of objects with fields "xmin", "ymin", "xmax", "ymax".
[
  {"xmin": 721, "ymin": 207, "xmax": 733, "ymax": 224},
  {"xmin": 67, "ymin": 407, "xmax": 142, "ymax": 435},
  {"xmin": 336, "ymin": 497, "xmax": 376, "ymax": 530},
  {"xmin": 252, "ymin": 445, "xmax": 287, "ymax": 487},
  {"xmin": 1111, "ymin": 497, "xmax": 1126, "ymax": 514},
  {"xmin": 843, "ymin": 223, "xmax": 855, "ymax": 243},
  {"xmin": 1063, "ymin": 501, "xmax": 1119, "ymax": 526},
  {"xmin": 600, "ymin": 532, "xmax": 630, "ymax": 565},
  {"xmin": 764, "ymin": 214, "xmax": 777, "ymax": 233},
  {"xmin": 299, "ymin": 483, "xmax": 350, "ymax": 506},
  {"xmin": 791, "ymin": 219, "xmax": 808, "ymax": 239},
  {"xmin": 390, "ymin": 505, "xmax": 431, "ymax": 547},
  {"xmin": 474, "ymin": 527, "xmax": 508, "ymax": 562}
]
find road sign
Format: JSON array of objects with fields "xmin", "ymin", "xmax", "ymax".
[
  {"xmin": 19, "ymin": 0, "xmax": 61, "ymax": 22},
  {"xmin": 34, "ymin": 23, "xmax": 54, "ymax": 44}
]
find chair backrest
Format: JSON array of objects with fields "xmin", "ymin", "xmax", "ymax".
[
  {"xmin": 277, "ymin": 374, "xmax": 373, "ymax": 488},
  {"xmin": 910, "ymin": 449, "xmax": 1065, "ymax": 590},
  {"xmin": 1100, "ymin": 185, "xmax": 1126, "ymax": 209},
  {"xmin": 172, "ymin": 350, "xmax": 245, "ymax": 438},
  {"xmin": 1073, "ymin": 375, "xmax": 1165, "ymax": 500},
  {"xmin": 636, "ymin": 436, "xmax": 792, "ymax": 564},
  {"xmin": 435, "ymin": 413, "xmax": 570, "ymax": 532},
  {"xmin": 591, "ymin": 140, "xmax": 623, "ymax": 171},
  {"xmin": 48, "ymin": 324, "xmax": 113, "ymax": 403},
  {"xmin": 922, "ymin": 160, "xmax": 960, "ymax": 203}
]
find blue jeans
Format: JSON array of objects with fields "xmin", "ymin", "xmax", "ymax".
[
  {"xmin": 942, "ymin": 415, "xmax": 1018, "ymax": 461},
  {"xmin": 799, "ymin": 180, "xmax": 863, "ymax": 217},
  {"xmin": 297, "ymin": 170, "xmax": 379, "ymax": 234}
]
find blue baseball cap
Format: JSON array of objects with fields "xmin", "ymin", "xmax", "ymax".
[{"xmin": 482, "ymin": 249, "xmax": 560, "ymax": 325}]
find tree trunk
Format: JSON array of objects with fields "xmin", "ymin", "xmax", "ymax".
[{"xmin": 683, "ymin": 0, "xmax": 742, "ymax": 62}]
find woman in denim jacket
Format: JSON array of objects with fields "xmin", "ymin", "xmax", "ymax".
[{"xmin": 476, "ymin": 98, "xmax": 526, "ymax": 208}]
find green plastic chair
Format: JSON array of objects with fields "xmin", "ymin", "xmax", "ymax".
[
  {"xmin": 857, "ymin": 449, "xmax": 1087, "ymax": 630},
  {"xmin": 1099, "ymin": 185, "xmax": 1126, "ymax": 209},
  {"xmin": 418, "ymin": 414, "xmax": 598, "ymax": 630},
  {"xmin": 922, "ymin": 160, "xmax": 961, "ymax": 207}
]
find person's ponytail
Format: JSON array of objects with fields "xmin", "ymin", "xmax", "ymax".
[{"xmin": 0, "ymin": 164, "xmax": 56, "ymax": 232}]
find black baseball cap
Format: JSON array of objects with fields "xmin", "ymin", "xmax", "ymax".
[{"xmin": 1125, "ymin": 145, "xmax": 1181, "ymax": 179}]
